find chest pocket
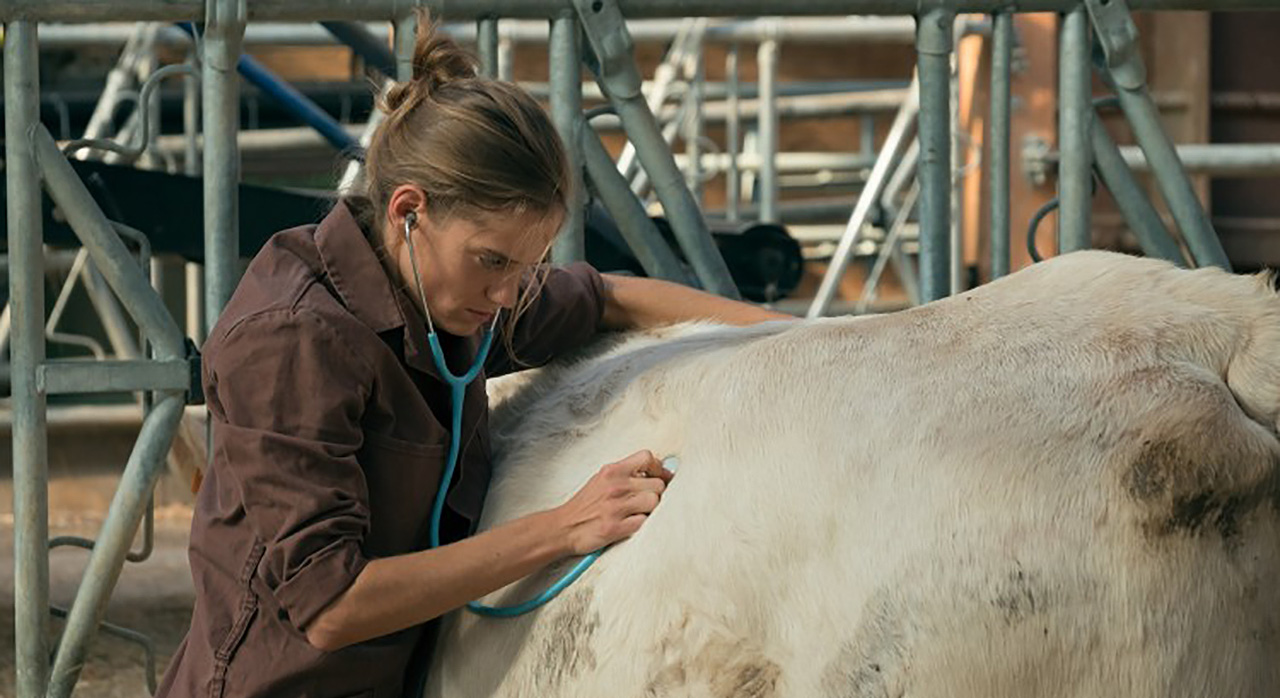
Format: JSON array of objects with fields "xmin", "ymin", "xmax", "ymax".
[{"xmin": 358, "ymin": 433, "xmax": 446, "ymax": 558}]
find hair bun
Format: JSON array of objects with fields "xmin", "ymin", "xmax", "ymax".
[{"xmin": 380, "ymin": 12, "xmax": 478, "ymax": 115}]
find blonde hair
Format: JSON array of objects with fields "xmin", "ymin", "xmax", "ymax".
[{"xmin": 358, "ymin": 11, "xmax": 571, "ymax": 356}]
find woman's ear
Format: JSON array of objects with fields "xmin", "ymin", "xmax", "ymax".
[{"xmin": 386, "ymin": 184, "xmax": 427, "ymax": 234}]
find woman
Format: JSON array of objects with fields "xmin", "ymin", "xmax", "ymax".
[{"xmin": 158, "ymin": 16, "xmax": 786, "ymax": 698}]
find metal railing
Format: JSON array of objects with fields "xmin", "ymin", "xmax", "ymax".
[{"xmin": 4, "ymin": 2, "xmax": 1272, "ymax": 697}]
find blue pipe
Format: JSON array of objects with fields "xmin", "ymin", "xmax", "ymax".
[{"xmin": 178, "ymin": 23, "xmax": 360, "ymax": 154}]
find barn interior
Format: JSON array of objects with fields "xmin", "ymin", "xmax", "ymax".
[{"xmin": 2, "ymin": 2, "xmax": 1279, "ymax": 696}]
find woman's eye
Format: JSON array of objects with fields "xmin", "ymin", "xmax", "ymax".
[{"xmin": 480, "ymin": 255, "xmax": 505, "ymax": 270}]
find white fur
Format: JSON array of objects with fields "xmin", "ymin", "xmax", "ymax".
[{"xmin": 427, "ymin": 251, "xmax": 1280, "ymax": 698}]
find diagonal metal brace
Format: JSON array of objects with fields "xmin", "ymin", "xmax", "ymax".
[
  {"xmin": 573, "ymin": 0, "xmax": 740, "ymax": 298},
  {"xmin": 1084, "ymin": 0, "xmax": 1231, "ymax": 270}
]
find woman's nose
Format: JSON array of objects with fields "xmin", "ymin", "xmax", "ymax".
[{"xmin": 487, "ymin": 274, "xmax": 520, "ymax": 308}]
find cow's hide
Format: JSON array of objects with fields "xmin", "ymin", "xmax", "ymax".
[{"xmin": 428, "ymin": 251, "xmax": 1280, "ymax": 698}]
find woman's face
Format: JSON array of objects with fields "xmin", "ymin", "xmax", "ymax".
[{"xmin": 397, "ymin": 204, "xmax": 562, "ymax": 336}]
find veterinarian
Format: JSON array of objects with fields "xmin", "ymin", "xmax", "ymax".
[{"xmin": 157, "ymin": 14, "xmax": 785, "ymax": 698}]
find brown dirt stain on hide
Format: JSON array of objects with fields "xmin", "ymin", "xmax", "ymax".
[
  {"xmin": 645, "ymin": 611, "xmax": 782, "ymax": 698},
  {"xmin": 821, "ymin": 589, "xmax": 909, "ymax": 698},
  {"xmin": 1125, "ymin": 438, "xmax": 1280, "ymax": 547},
  {"xmin": 992, "ymin": 564, "xmax": 1043, "ymax": 624},
  {"xmin": 529, "ymin": 587, "xmax": 599, "ymax": 690}
]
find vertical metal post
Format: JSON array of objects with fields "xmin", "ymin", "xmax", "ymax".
[
  {"xmin": 916, "ymin": 9, "xmax": 955, "ymax": 302},
  {"xmin": 1058, "ymin": 6, "xmax": 1092, "ymax": 253},
  {"xmin": 395, "ymin": 15, "xmax": 416, "ymax": 82},
  {"xmin": 497, "ymin": 29, "xmax": 515, "ymax": 82},
  {"xmin": 202, "ymin": 0, "xmax": 246, "ymax": 335},
  {"xmin": 183, "ymin": 48, "xmax": 205, "ymax": 342},
  {"xmin": 989, "ymin": 12, "xmax": 1012, "ymax": 278},
  {"xmin": 549, "ymin": 13, "xmax": 585, "ymax": 263},
  {"xmin": 725, "ymin": 41, "xmax": 741, "ymax": 222},
  {"xmin": 757, "ymin": 36, "xmax": 780, "ymax": 223},
  {"xmin": 948, "ymin": 27, "xmax": 963, "ymax": 294},
  {"xmin": 478, "ymin": 17, "xmax": 500, "ymax": 78},
  {"xmin": 685, "ymin": 45, "xmax": 705, "ymax": 206},
  {"xmin": 183, "ymin": 47, "xmax": 201, "ymax": 176},
  {"xmin": 6, "ymin": 21, "xmax": 50, "ymax": 698}
]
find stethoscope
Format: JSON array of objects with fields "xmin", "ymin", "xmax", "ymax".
[{"xmin": 402, "ymin": 211, "xmax": 601, "ymax": 618}]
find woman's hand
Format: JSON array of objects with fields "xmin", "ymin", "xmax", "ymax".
[{"xmin": 552, "ymin": 450, "xmax": 675, "ymax": 555}]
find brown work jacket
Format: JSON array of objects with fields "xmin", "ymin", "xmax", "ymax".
[{"xmin": 157, "ymin": 200, "xmax": 606, "ymax": 698}]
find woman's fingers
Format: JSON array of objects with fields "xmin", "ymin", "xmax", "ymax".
[{"xmin": 614, "ymin": 449, "xmax": 675, "ymax": 483}]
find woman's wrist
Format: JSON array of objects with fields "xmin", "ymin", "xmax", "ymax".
[{"xmin": 523, "ymin": 507, "xmax": 576, "ymax": 560}]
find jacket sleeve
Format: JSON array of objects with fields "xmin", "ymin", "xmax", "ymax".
[
  {"xmin": 485, "ymin": 261, "xmax": 608, "ymax": 377},
  {"xmin": 205, "ymin": 307, "xmax": 373, "ymax": 631}
]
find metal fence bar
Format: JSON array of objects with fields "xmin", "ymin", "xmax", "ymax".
[
  {"xmin": 916, "ymin": 8, "xmax": 954, "ymax": 302},
  {"xmin": 38, "ymin": 360, "xmax": 191, "ymax": 395},
  {"xmin": 948, "ymin": 22, "xmax": 963, "ymax": 294},
  {"xmin": 582, "ymin": 128, "xmax": 693, "ymax": 284},
  {"xmin": 1118, "ymin": 143, "xmax": 1280, "ymax": 176},
  {"xmin": 185, "ymin": 42, "xmax": 205, "ymax": 347},
  {"xmin": 203, "ymin": 0, "xmax": 246, "ymax": 334},
  {"xmin": 478, "ymin": 16, "xmax": 500, "ymax": 77},
  {"xmin": 806, "ymin": 74, "xmax": 918, "ymax": 318},
  {"xmin": 685, "ymin": 42, "xmax": 705, "ymax": 205},
  {"xmin": 47, "ymin": 391, "xmax": 185, "ymax": 698},
  {"xmin": 9, "ymin": 0, "xmax": 1276, "ymax": 22},
  {"xmin": 989, "ymin": 11, "xmax": 1011, "ymax": 279},
  {"xmin": 1091, "ymin": 121, "xmax": 1187, "ymax": 265},
  {"xmin": 6, "ymin": 20, "xmax": 50, "ymax": 698},
  {"xmin": 549, "ymin": 13, "xmax": 586, "ymax": 262},
  {"xmin": 1057, "ymin": 6, "xmax": 1092, "ymax": 253},
  {"xmin": 757, "ymin": 35, "xmax": 780, "ymax": 223},
  {"xmin": 725, "ymin": 41, "xmax": 741, "ymax": 222},
  {"xmin": 395, "ymin": 14, "xmax": 416, "ymax": 81}
]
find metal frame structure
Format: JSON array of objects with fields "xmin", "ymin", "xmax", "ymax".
[{"xmin": 3, "ymin": 1, "xmax": 1269, "ymax": 697}]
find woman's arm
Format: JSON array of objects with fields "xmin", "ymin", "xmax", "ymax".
[
  {"xmin": 599, "ymin": 273, "xmax": 793, "ymax": 331},
  {"xmin": 305, "ymin": 450, "xmax": 671, "ymax": 651}
]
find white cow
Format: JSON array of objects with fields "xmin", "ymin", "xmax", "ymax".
[{"xmin": 428, "ymin": 251, "xmax": 1280, "ymax": 697}]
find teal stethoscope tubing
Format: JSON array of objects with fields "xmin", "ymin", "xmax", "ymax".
[
  {"xmin": 404, "ymin": 211, "xmax": 600, "ymax": 618},
  {"xmin": 424, "ymin": 330, "xmax": 603, "ymax": 618}
]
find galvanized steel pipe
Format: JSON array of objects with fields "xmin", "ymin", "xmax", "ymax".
[
  {"xmin": 989, "ymin": 12, "xmax": 1011, "ymax": 278},
  {"xmin": 757, "ymin": 36, "xmax": 781, "ymax": 223},
  {"xmin": 582, "ymin": 128, "xmax": 693, "ymax": 284},
  {"xmin": 549, "ymin": 13, "xmax": 586, "ymax": 262},
  {"xmin": 916, "ymin": 8, "xmax": 954, "ymax": 302},
  {"xmin": 5, "ymin": 21, "xmax": 50, "ymax": 698},
  {"xmin": 202, "ymin": 0, "xmax": 246, "ymax": 333},
  {"xmin": 1092, "ymin": 123, "xmax": 1187, "ymax": 265},
  {"xmin": 1057, "ymin": 7, "xmax": 1093, "ymax": 253}
]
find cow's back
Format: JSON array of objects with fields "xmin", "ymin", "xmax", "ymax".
[{"xmin": 428, "ymin": 251, "xmax": 1280, "ymax": 698}]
